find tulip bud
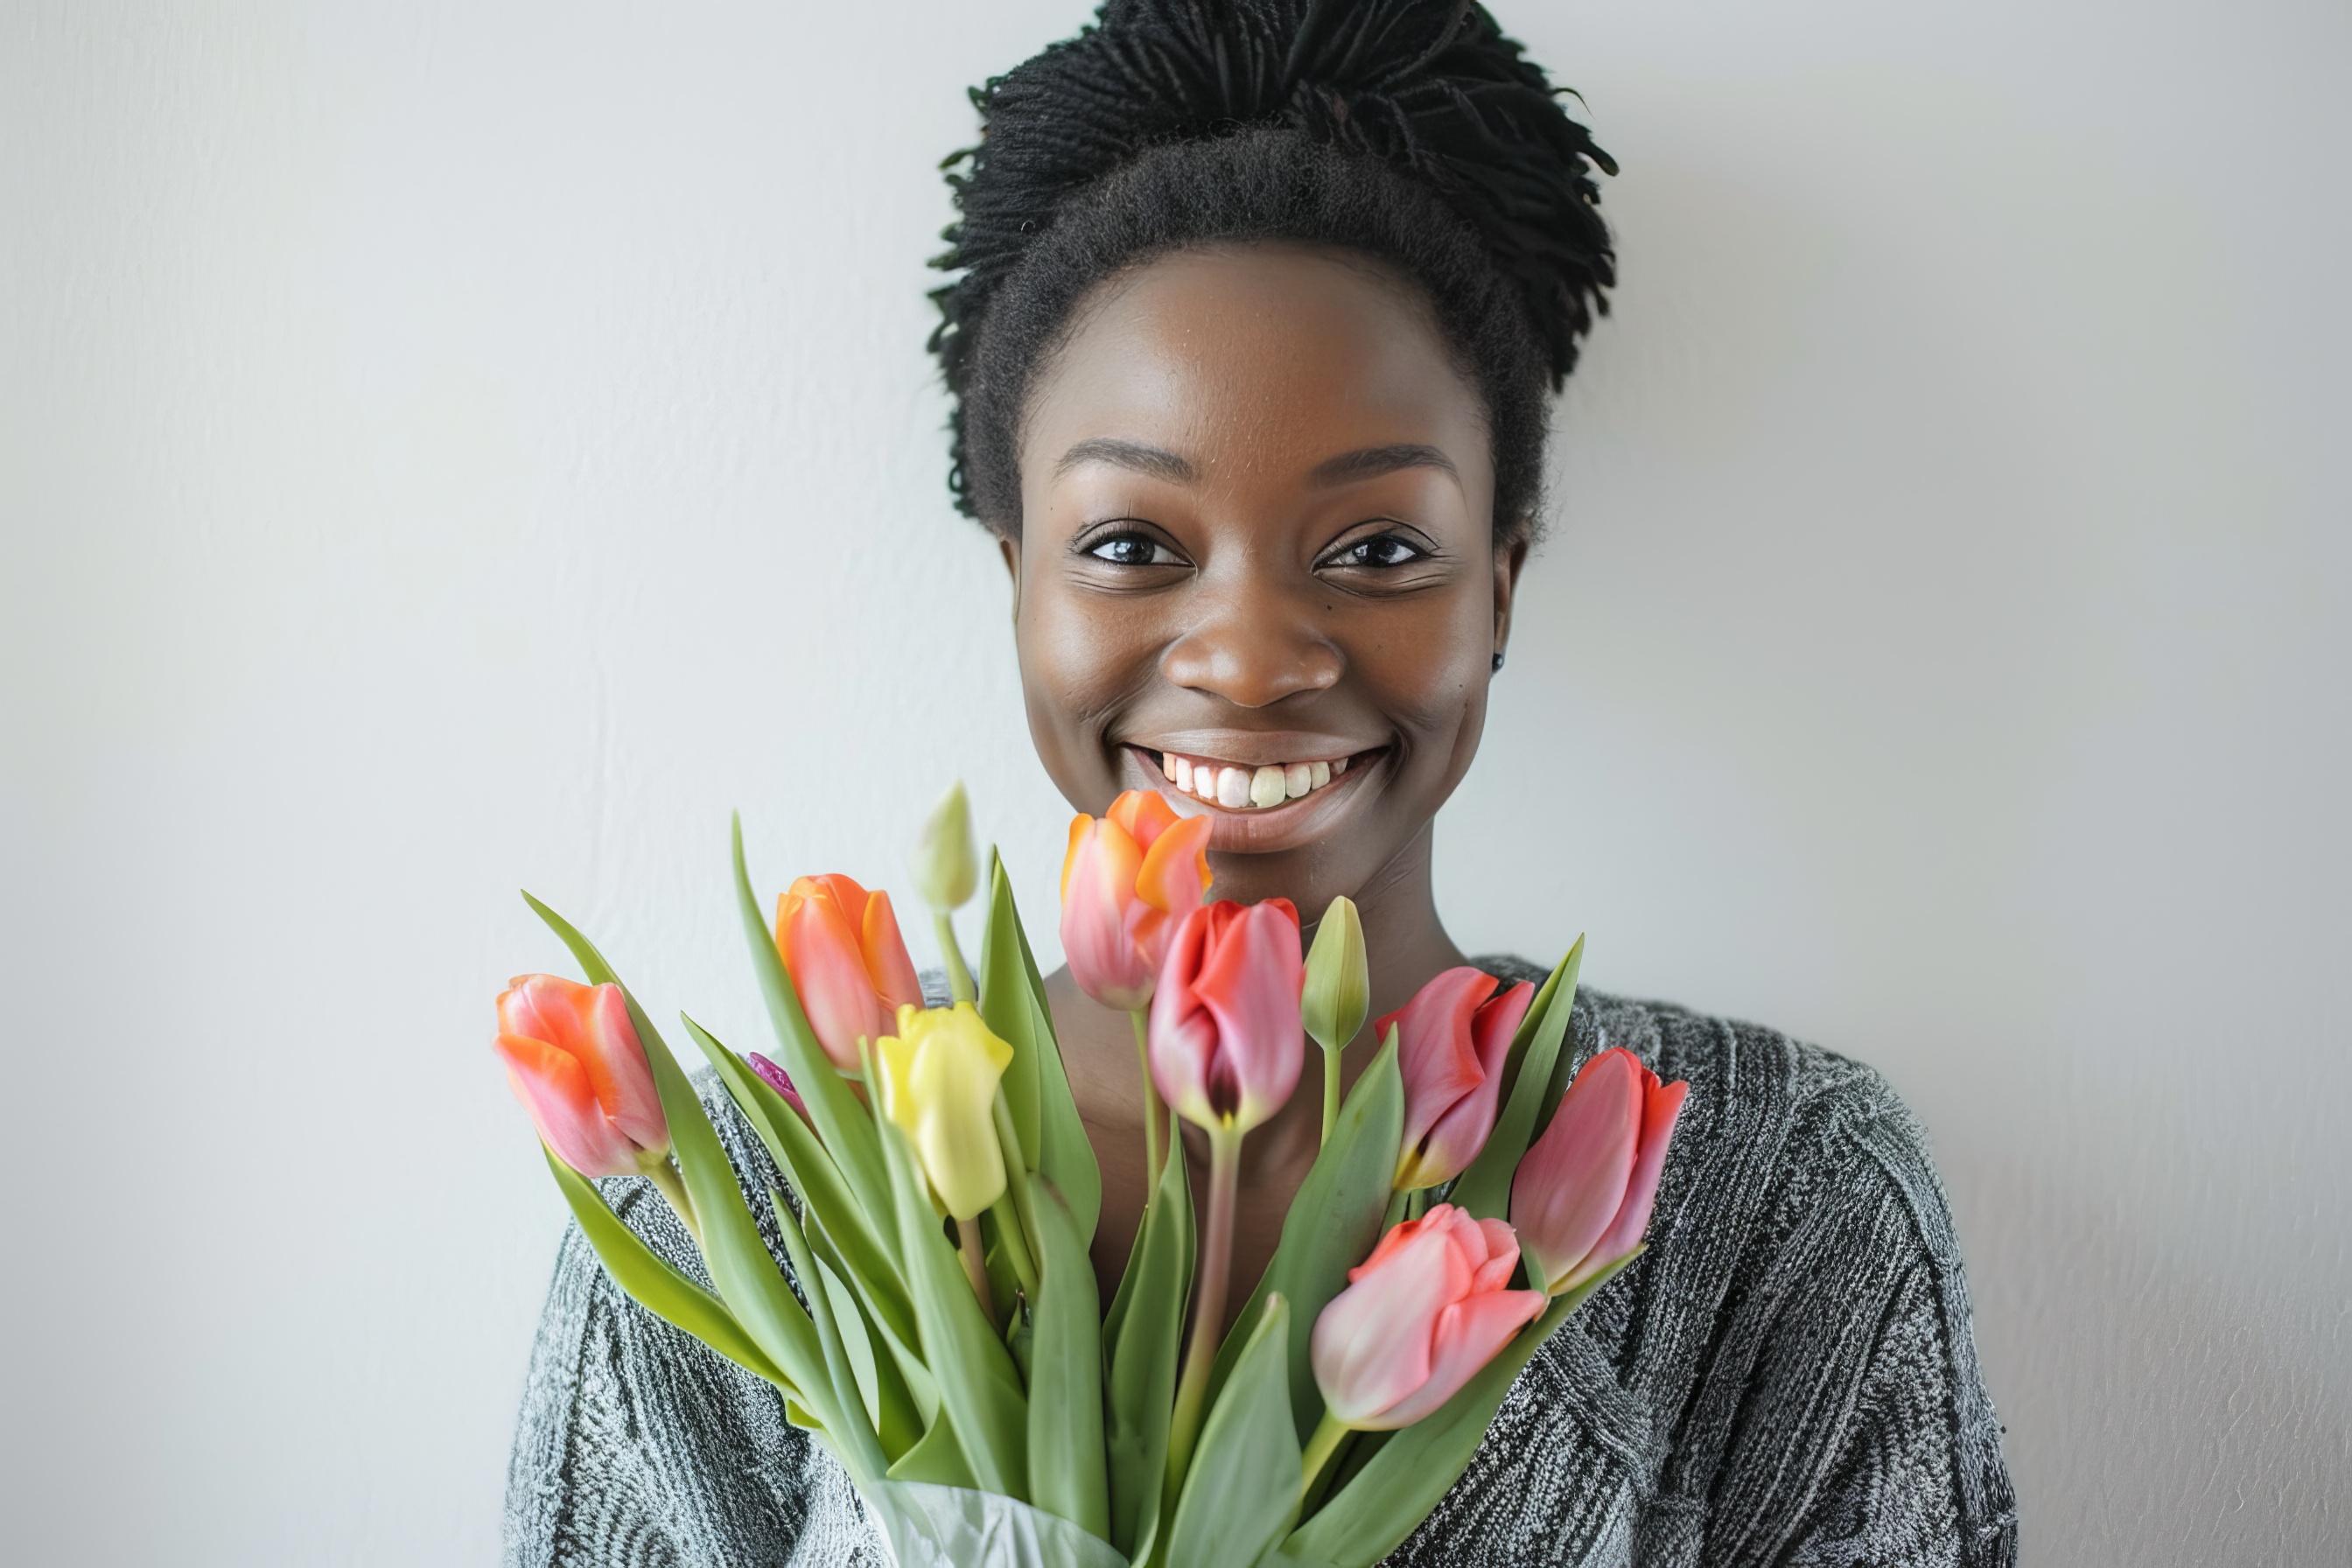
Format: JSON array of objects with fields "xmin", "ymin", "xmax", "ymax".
[
  {"xmin": 746, "ymin": 1051, "xmax": 808, "ymax": 1123},
  {"xmin": 875, "ymin": 1003, "xmax": 1015, "ymax": 1222},
  {"xmin": 1383, "ymin": 969, "xmax": 1536, "ymax": 1192},
  {"xmin": 1148, "ymin": 899, "xmax": 1305, "ymax": 1136},
  {"xmin": 1060, "ymin": 790, "xmax": 1213, "ymax": 1012},
  {"xmin": 774, "ymin": 873, "xmax": 926, "ymax": 1072},
  {"xmin": 909, "ymin": 780, "xmax": 978, "ymax": 913},
  {"xmin": 1309, "ymin": 1203, "xmax": 1547, "ymax": 1431},
  {"xmin": 494, "ymin": 975, "xmax": 668, "ymax": 1178},
  {"xmin": 1510, "ymin": 1047, "xmax": 1688, "ymax": 1297},
  {"xmin": 1301, "ymin": 895, "xmax": 1368, "ymax": 1056}
]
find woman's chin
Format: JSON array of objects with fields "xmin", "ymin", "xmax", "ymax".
[{"xmin": 1115, "ymin": 746, "xmax": 1389, "ymax": 856}]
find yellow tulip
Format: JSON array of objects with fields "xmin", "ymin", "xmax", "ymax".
[{"xmin": 876, "ymin": 1002, "xmax": 1015, "ymax": 1221}]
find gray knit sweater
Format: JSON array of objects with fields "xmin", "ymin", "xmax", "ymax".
[{"xmin": 505, "ymin": 971, "xmax": 2018, "ymax": 1566}]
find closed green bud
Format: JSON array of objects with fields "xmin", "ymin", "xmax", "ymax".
[
  {"xmin": 1302, "ymin": 894, "xmax": 1369, "ymax": 1055},
  {"xmin": 910, "ymin": 780, "xmax": 978, "ymax": 912}
]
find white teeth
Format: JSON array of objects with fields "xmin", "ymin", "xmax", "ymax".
[{"xmin": 1152, "ymin": 749, "xmax": 1365, "ymax": 809}]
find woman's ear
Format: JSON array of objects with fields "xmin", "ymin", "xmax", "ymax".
[
  {"xmin": 998, "ymin": 532, "xmax": 1021, "ymax": 620},
  {"xmin": 1492, "ymin": 531, "xmax": 1530, "ymax": 666}
]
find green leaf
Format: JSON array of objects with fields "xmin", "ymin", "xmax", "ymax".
[
  {"xmin": 886, "ymin": 1408, "xmax": 979, "ymax": 1489},
  {"xmin": 1206, "ymin": 1026, "xmax": 1403, "ymax": 1444},
  {"xmin": 1276, "ymin": 1250, "xmax": 1641, "ymax": 1568},
  {"xmin": 1104, "ymin": 1110, "xmax": 1194, "ymax": 1562},
  {"xmin": 767, "ymin": 1190, "xmax": 886, "ymax": 1485},
  {"xmin": 979, "ymin": 850, "xmax": 1100, "ymax": 1242},
  {"xmin": 1450, "ymin": 938, "xmax": 1582, "ymax": 1221},
  {"xmin": 540, "ymin": 1147, "xmax": 789, "ymax": 1390},
  {"xmin": 811, "ymin": 1208, "xmax": 936, "ymax": 1432},
  {"xmin": 1026, "ymin": 1173, "xmax": 1110, "ymax": 1543},
  {"xmin": 1166, "ymin": 1295, "xmax": 1303, "ymax": 1568},
  {"xmin": 524, "ymin": 894, "xmax": 845, "ymax": 1452},
  {"xmin": 880, "ymin": 1106, "xmax": 1031, "ymax": 1500},
  {"xmin": 680, "ymin": 1015, "xmax": 916, "ymax": 1353},
  {"xmin": 728, "ymin": 818, "xmax": 892, "ymax": 1219}
]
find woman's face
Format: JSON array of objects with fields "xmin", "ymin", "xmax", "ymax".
[{"xmin": 1008, "ymin": 243, "xmax": 1522, "ymax": 914}]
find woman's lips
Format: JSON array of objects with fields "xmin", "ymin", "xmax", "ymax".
[{"xmin": 1118, "ymin": 744, "xmax": 1389, "ymax": 853}]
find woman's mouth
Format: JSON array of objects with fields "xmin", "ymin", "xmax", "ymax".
[{"xmin": 1140, "ymin": 746, "xmax": 1363, "ymax": 810}]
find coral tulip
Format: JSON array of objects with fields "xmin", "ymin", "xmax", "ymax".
[
  {"xmin": 495, "ymin": 975, "xmax": 668, "ymax": 1178},
  {"xmin": 1310, "ymin": 1203, "xmax": 1547, "ymax": 1431},
  {"xmin": 1060, "ymin": 789, "xmax": 1213, "ymax": 1012},
  {"xmin": 1382, "ymin": 968, "xmax": 1536, "ymax": 1192},
  {"xmin": 1511, "ymin": 1047, "xmax": 1688, "ymax": 1297},
  {"xmin": 774, "ymin": 873, "xmax": 925, "ymax": 1073},
  {"xmin": 1147, "ymin": 899, "xmax": 1306, "ymax": 1137},
  {"xmin": 875, "ymin": 1003, "xmax": 1015, "ymax": 1222}
]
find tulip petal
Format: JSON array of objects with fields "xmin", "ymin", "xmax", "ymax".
[
  {"xmin": 1384, "ymin": 968, "xmax": 1498, "ymax": 1163},
  {"xmin": 1061, "ymin": 818, "xmax": 1156, "ymax": 1012},
  {"xmin": 578, "ymin": 982, "xmax": 667, "ymax": 1153},
  {"xmin": 1187, "ymin": 900, "xmax": 1304, "ymax": 1131},
  {"xmin": 1133, "ymin": 810, "xmax": 1213, "ymax": 917},
  {"xmin": 1108, "ymin": 788, "xmax": 1184, "ymax": 853},
  {"xmin": 1364, "ymin": 1286, "xmax": 1547, "ymax": 1429},
  {"xmin": 497, "ymin": 1032, "xmax": 640, "ymax": 1177},
  {"xmin": 1511, "ymin": 1048, "xmax": 1644, "ymax": 1292},
  {"xmin": 780, "ymin": 891, "xmax": 891, "ymax": 1071},
  {"xmin": 1566, "ymin": 1074, "xmax": 1689, "ymax": 1292},
  {"xmin": 859, "ymin": 889, "xmax": 926, "ymax": 1014},
  {"xmin": 1309, "ymin": 1222, "xmax": 1465, "ymax": 1427}
]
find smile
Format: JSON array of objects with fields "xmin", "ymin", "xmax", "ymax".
[{"xmin": 1146, "ymin": 747, "xmax": 1356, "ymax": 810}]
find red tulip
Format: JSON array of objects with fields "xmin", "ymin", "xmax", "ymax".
[
  {"xmin": 774, "ymin": 873, "xmax": 925, "ymax": 1072},
  {"xmin": 495, "ymin": 974, "xmax": 668, "ymax": 1177},
  {"xmin": 1147, "ymin": 899, "xmax": 1305, "ymax": 1135},
  {"xmin": 1382, "ymin": 968, "xmax": 1536, "ymax": 1192},
  {"xmin": 1309, "ymin": 1203, "xmax": 1548, "ymax": 1430},
  {"xmin": 1510, "ymin": 1047, "xmax": 1688, "ymax": 1296},
  {"xmin": 1060, "ymin": 790, "xmax": 1214, "ymax": 1012}
]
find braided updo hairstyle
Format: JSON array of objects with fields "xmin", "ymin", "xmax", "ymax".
[{"xmin": 928, "ymin": 0, "xmax": 1614, "ymax": 542}]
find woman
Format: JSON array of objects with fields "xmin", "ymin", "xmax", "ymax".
[{"xmin": 507, "ymin": 3, "xmax": 2017, "ymax": 1563}]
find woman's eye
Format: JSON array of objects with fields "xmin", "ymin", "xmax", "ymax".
[
  {"xmin": 1085, "ymin": 535, "xmax": 1181, "ymax": 567},
  {"xmin": 1327, "ymin": 535, "xmax": 1427, "ymax": 570}
]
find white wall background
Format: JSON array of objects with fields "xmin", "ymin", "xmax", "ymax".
[{"xmin": 4, "ymin": 1, "xmax": 2344, "ymax": 1561}]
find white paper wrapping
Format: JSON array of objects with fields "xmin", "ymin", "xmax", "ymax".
[{"xmin": 864, "ymin": 1482, "xmax": 1133, "ymax": 1568}]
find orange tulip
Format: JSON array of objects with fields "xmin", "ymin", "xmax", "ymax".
[
  {"xmin": 774, "ymin": 873, "xmax": 925, "ymax": 1072},
  {"xmin": 1059, "ymin": 789, "xmax": 1213, "ymax": 1012},
  {"xmin": 494, "ymin": 974, "xmax": 668, "ymax": 1178}
]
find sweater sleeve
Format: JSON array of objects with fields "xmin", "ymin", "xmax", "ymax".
[
  {"xmin": 502, "ymin": 1085, "xmax": 889, "ymax": 1568},
  {"xmin": 1683, "ymin": 1076, "xmax": 2018, "ymax": 1568}
]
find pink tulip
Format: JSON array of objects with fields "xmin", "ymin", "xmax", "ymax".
[
  {"xmin": 1060, "ymin": 790, "xmax": 1214, "ymax": 1012},
  {"xmin": 774, "ymin": 873, "xmax": 925, "ymax": 1072},
  {"xmin": 1147, "ymin": 898, "xmax": 1305, "ymax": 1135},
  {"xmin": 495, "ymin": 974, "xmax": 668, "ymax": 1178},
  {"xmin": 1510, "ymin": 1047, "xmax": 1688, "ymax": 1296},
  {"xmin": 1382, "ymin": 968, "xmax": 1536, "ymax": 1192},
  {"xmin": 746, "ymin": 1051, "xmax": 808, "ymax": 1123},
  {"xmin": 1310, "ymin": 1203, "xmax": 1548, "ymax": 1430}
]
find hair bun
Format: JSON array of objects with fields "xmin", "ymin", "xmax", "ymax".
[{"xmin": 942, "ymin": 0, "xmax": 1614, "ymax": 386}]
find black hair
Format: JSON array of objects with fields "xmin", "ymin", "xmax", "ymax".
[{"xmin": 928, "ymin": 0, "xmax": 1615, "ymax": 540}]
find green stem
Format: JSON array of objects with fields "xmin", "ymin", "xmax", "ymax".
[
  {"xmin": 1381, "ymin": 1187, "xmax": 1409, "ymax": 1232},
  {"xmin": 956, "ymin": 1214, "xmax": 994, "ymax": 1320},
  {"xmin": 1298, "ymin": 1410, "xmax": 1350, "ymax": 1511},
  {"xmin": 1405, "ymin": 1186, "xmax": 1428, "ymax": 1222},
  {"xmin": 1131, "ymin": 1008, "xmax": 1163, "ymax": 1185},
  {"xmin": 1320, "ymin": 1040, "xmax": 1341, "ymax": 1146},
  {"xmin": 988, "ymin": 1190, "xmax": 1040, "ymax": 1298},
  {"xmin": 646, "ymin": 1157, "xmax": 702, "ymax": 1250},
  {"xmin": 993, "ymin": 1090, "xmax": 1044, "ymax": 1272},
  {"xmin": 934, "ymin": 912, "xmax": 976, "ymax": 1004},
  {"xmin": 1163, "ymin": 1124, "xmax": 1241, "ymax": 1508}
]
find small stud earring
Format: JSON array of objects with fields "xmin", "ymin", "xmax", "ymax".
[{"xmin": 1491, "ymin": 651, "xmax": 1505, "ymax": 673}]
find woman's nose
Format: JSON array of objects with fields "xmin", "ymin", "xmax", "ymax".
[{"xmin": 1158, "ymin": 577, "xmax": 1344, "ymax": 709}]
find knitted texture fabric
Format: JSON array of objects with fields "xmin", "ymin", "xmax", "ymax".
[{"xmin": 504, "ymin": 970, "xmax": 2019, "ymax": 1566}]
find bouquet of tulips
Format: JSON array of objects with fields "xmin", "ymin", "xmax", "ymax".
[{"xmin": 495, "ymin": 785, "xmax": 1685, "ymax": 1568}]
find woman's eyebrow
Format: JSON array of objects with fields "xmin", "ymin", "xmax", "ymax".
[
  {"xmin": 1055, "ymin": 438, "xmax": 1196, "ymax": 482},
  {"xmin": 1312, "ymin": 444, "xmax": 1459, "ymax": 483}
]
